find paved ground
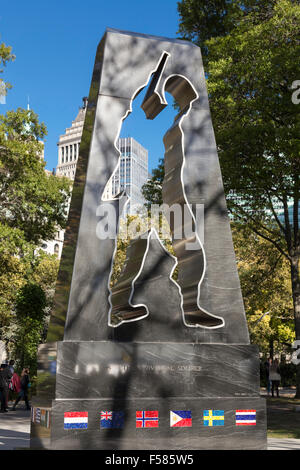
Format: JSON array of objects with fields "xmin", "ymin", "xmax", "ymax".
[
  {"xmin": 260, "ymin": 386, "xmax": 297, "ymax": 398},
  {"xmin": 267, "ymin": 438, "xmax": 300, "ymax": 450},
  {"xmin": 0, "ymin": 406, "xmax": 31, "ymax": 450},
  {"xmin": 0, "ymin": 398, "xmax": 299, "ymax": 450}
]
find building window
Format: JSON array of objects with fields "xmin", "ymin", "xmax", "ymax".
[{"xmin": 54, "ymin": 244, "xmax": 59, "ymax": 256}]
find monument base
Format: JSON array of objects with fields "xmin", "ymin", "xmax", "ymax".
[
  {"xmin": 30, "ymin": 341, "xmax": 267, "ymax": 450},
  {"xmin": 31, "ymin": 397, "xmax": 266, "ymax": 450},
  {"xmin": 51, "ymin": 398, "xmax": 266, "ymax": 450}
]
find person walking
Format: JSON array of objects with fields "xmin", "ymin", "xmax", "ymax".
[
  {"xmin": 0, "ymin": 363, "xmax": 12, "ymax": 411},
  {"xmin": 8, "ymin": 360, "xmax": 15, "ymax": 375},
  {"xmin": 0, "ymin": 364, "xmax": 7, "ymax": 413},
  {"xmin": 11, "ymin": 367, "xmax": 31, "ymax": 411},
  {"xmin": 269, "ymin": 358, "xmax": 281, "ymax": 397},
  {"xmin": 9, "ymin": 369, "xmax": 21, "ymax": 402}
]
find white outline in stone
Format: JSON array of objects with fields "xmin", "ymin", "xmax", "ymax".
[{"xmin": 105, "ymin": 51, "xmax": 225, "ymax": 330}]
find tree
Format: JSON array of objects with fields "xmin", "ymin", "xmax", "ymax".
[
  {"xmin": 0, "ymin": 107, "xmax": 70, "ymax": 355},
  {"xmin": 232, "ymin": 222, "xmax": 294, "ymax": 357},
  {"xmin": 0, "ymin": 108, "xmax": 71, "ymax": 244},
  {"xmin": 0, "ymin": 223, "xmax": 31, "ymax": 329},
  {"xmin": 142, "ymin": 158, "xmax": 164, "ymax": 208},
  {"xmin": 177, "ymin": 0, "xmax": 278, "ymax": 60},
  {"xmin": 0, "ymin": 230, "xmax": 60, "ymax": 372},
  {"xmin": 0, "ymin": 40, "xmax": 15, "ymax": 100},
  {"xmin": 0, "ymin": 38, "xmax": 70, "ymax": 370},
  {"xmin": 177, "ymin": 0, "xmax": 300, "ymax": 396},
  {"xmin": 10, "ymin": 283, "xmax": 47, "ymax": 373},
  {"xmin": 140, "ymin": 162, "xmax": 295, "ymax": 357}
]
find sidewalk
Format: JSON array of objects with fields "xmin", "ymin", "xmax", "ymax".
[
  {"xmin": 0, "ymin": 406, "xmax": 31, "ymax": 450},
  {"xmin": 260, "ymin": 386, "xmax": 297, "ymax": 398},
  {"xmin": 0, "ymin": 401, "xmax": 299, "ymax": 450}
]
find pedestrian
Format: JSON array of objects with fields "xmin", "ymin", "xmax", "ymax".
[
  {"xmin": 9, "ymin": 370, "xmax": 21, "ymax": 399},
  {"xmin": 8, "ymin": 360, "xmax": 15, "ymax": 375},
  {"xmin": 269, "ymin": 358, "xmax": 281, "ymax": 397},
  {"xmin": 0, "ymin": 363, "xmax": 12, "ymax": 410},
  {"xmin": 11, "ymin": 367, "xmax": 31, "ymax": 411},
  {"xmin": 0, "ymin": 364, "xmax": 9, "ymax": 412}
]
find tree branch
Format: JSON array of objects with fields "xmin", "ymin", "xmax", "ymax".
[
  {"xmin": 266, "ymin": 191, "xmax": 287, "ymax": 237},
  {"xmin": 248, "ymin": 225, "xmax": 290, "ymax": 261},
  {"xmin": 232, "ymin": 210, "xmax": 290, "ymax": 261}
]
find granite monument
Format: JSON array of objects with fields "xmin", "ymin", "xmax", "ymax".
[{"xmin": 30, "ymin": 28, "xmax": 267, "ymax": 450}]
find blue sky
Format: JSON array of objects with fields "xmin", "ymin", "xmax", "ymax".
[{"xmin": 1, "ymin": 0, "xmax": 182, "ymax": 173}]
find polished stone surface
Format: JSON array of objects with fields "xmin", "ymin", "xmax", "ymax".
[
  {"xmin": 109, "ymin": 230, "xmax": 247, "ymax": 344},
  {"xmin": 55, "ymin": 342, "xmax": 260, "ymax": 399},
  {"xmin": 31, "ymin": 29, "xmax": 267, "ymax": 450},
  {"xmin": 5, "ymin": 405, "xmax": 298, "ymax": 450},
  {"xmin": 32, "ymin": 343, "xmax": 57, "ymax": 408},
  {"xmin": 50, "ymin": 397, "xmax": 267, "ymax": 450},
  {"xmin": 46, "ymin": 28, "xmax": 249, "ymax": 344}
]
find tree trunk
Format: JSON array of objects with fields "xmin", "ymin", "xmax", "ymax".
[
  {"xmin": 290, "ymin": 255, "xmax": 300, "ymax": 398},
  {"xmin": 269, "ymin": 338, "xmax": 274, "ymax": 360}
]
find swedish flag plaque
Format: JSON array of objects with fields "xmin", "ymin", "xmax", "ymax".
[{"xmin": 203, "ymin": 410, "xmax": 224, "ymax": 426}]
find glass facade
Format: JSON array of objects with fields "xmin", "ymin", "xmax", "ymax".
[{"xmin": 103, "ymin": 137, "xmax": 148, "ymax": 215}]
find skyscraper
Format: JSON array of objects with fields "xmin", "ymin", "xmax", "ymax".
[{"xmin": 103, "ymin": 137, "xmax": 148, "ymax": 215}]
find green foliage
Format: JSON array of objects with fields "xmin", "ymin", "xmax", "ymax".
[
  {"xmin": 8, "ymin": 282, "xmax": 47, "ymax": 373},
  {"xmin": 177, "ymin": 0, "xmax": 300, "ymax": 394},
  {"xmin": 279, "ymin": 363, "xmax": 297, "ymax": 387},
  {"xmin": 139, "ymin": 154, "xmax": 295, "ymax": 357},
  {"xmin": 0, "ymin": 223, "xmax": 31, "ymax": 326},
  {"xmin": 232, "ymin": 222, "xmax": 295, "ymax": 355},
  {"xmin": 0, "ymin": 40, "xmax": 15, "ymax": 95},
  {"xmin": 177, "ymin": 0, "xmax": 300, "ymax": 246},
  {"xmin": 141, "ymin": 158, "xmax": 164, "ymax": 208},
  {"xmin": 15, "ymin": 283, "xmax": 47, "ymax": 321},
  {"xmin": 0, "ymin": 41, "xmax": 68, "ymax": 374},
  {"xmin": 177, "ymin": 0, "xmax": 278, "ymax": 58},
  {"xmin": 204, "ymin": 0, "xmax": 300, "ymax": 222},
  {"xmin": 0, "ymin": 241, "xmax": 60, "ymax": 365},
  {"xmin": 0, "ymin": 108, "xmax": 71, "ymax": 244}
]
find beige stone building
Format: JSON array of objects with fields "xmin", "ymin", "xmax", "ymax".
[{"xmin": 56, "ymin": 97, "xmax": 87, "ymax": 180}]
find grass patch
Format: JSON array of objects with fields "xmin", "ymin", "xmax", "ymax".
[{"xmin": 267, "ymin": 397, "xmax": 300, "ymax": 439}]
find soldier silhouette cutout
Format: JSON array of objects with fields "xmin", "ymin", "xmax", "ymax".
[{"xmin": 105, "ymin": 52, "xmax": 225, "ymax": 330}]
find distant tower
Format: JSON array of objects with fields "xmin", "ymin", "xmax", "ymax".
[
  {"xmin": 103, "ymin": 137, "xmax": 148, "ymax": 214},
  {"xmin": 56, "ymin": 97, "xmax": 87, "ymax": 180}
]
